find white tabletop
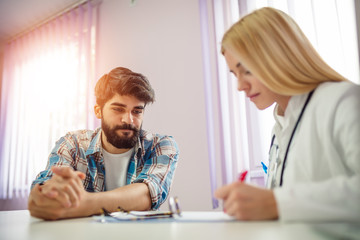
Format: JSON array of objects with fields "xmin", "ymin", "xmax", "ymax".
[{"xmin": 0, "ymin": 210, "xmax": 359, "ymax": 240}]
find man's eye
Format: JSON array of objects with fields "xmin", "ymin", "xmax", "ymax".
[
  {"xmin": 113, "ymin": 108, "xmax": 124, "ymax": 112},
  {"xmin": 133, "ymin": 110, "xmax": 143, "ymax": 115},
  {"xmin": 245, "ymin": 70, "xmax": 251, "ymax": 75}
]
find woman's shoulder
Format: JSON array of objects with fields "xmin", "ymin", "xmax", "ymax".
[
  {"xmin": 315, "ymin": 81, "xmax": 360, "ymax": 102},
  {"xmin": 317, "ymin": 80, "xmax": 359, "ymax": 94},
  {"xmin": 311, "ymin": 81, "xmax": 360, "ymax": 119}
]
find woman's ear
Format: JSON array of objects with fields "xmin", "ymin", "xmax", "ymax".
[{"xmin": 94, "ymin": 104, "xmax": 102, "ymax": 119}]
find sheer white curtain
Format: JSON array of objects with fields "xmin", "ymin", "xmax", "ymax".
[
  {"xmin": 200, "ymin": 0, "xmax": 359, "ymax": 208},
  {"xmin": 0, "ymin": 1, "xmax": 101, "ymax": 201}
]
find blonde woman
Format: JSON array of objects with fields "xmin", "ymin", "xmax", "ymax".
[{"xmin": 215, "ymin": 7, "xmax": 360, "ymax": 222}]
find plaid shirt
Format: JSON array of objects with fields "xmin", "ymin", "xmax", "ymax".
[{"xmin": 31, "ymin": 127, "xmax": 179, "ymax": 209}]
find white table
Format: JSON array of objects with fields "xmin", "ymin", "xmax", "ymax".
[{"xmin": 0, "ymin": 210, "xmax": 359, "ymax": 240}]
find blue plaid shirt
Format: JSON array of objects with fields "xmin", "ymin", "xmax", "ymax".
[{"xmin": 31, "ymin": 127, "xmax": 179, "ymax": 209}]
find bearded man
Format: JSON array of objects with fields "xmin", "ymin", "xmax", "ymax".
[{"xmin": 28, "ymin": 67, "xmax": 179, "ymax": 220}]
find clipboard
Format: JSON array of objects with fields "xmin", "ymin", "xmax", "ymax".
[
  {"xmin": 94, "ymin": 196, "xmax": 182, "ymax": 222},
  {"xmin": 93, "ymin": 211, "xmax": 235, "ymax": 223},
  {"xmin": 92, "ymin": 196, "xmax": 235, "ymax": 223}
]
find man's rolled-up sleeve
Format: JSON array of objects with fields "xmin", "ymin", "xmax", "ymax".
[{"xmin": 134, "ymin": 136, "xmax": 179, "ymax": 209}]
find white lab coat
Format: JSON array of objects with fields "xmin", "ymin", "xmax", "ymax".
[{"xmin": 268, "ymin": 81, "xmax": 360, "ymax": 222}]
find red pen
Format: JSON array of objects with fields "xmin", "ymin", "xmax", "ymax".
[
  {"xmin": 238, "ymin": 170, "xmax": 248, "ymax": 182},
  {"xmin": 223, "ymin": 170, "xmax": 248, "ymax": 214}
]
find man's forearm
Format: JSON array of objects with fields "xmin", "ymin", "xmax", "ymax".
[
  {"xmin": 63, "ymin": 182, "xmax": 152, "ymax": 218},
  {"xmin": 91, "ymin": 182, "xmax": 151, "ymax": 212}
]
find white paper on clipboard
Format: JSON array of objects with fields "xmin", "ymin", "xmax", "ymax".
[{"xmin": 93, "ymin": 211, "xmax": 236, "ymax": 222}]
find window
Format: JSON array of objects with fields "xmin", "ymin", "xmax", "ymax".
[{"xmin": 0, "ymin": 1, "xmax": 100, "ymax": 200}]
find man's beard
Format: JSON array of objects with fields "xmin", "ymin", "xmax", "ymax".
[{"xmin": 101, "ymin": 120, "xmax": 140, "ymax": 149}]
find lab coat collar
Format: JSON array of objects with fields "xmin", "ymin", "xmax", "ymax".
[
  {"xmin": 281, "ymin": 93, "xmax": 310, "ymax": 131},
  {"xmin": 272, "ymin": 92, "xmax": 310, "ymax": 148}
]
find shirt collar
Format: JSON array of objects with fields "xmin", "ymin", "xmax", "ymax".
[
  {"xmin": 273, "ymin": 104, "xmax": 285, "ymax": 128},
  {"xmin": 85, "ymin": 127, "xmax": 103, "ymax": 157},
  {"xmin": 274, "ymin": 92, "xmax": 310, "ymax": 131},
  {"xmin": 134, "ymin": 129, "xmax": 146, "ymax": 159}
]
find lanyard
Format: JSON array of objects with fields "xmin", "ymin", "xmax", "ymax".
[{"xmin": 270, "ymin": 90, "xmax": 315, "ymax": 187}]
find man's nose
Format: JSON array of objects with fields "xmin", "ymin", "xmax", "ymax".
[{"xmin": 122, "ymin": 112, "xmax": 134, "ymax": 124}]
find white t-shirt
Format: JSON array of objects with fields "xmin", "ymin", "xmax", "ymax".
[{"xmin": 102, "ymin": 148, "xmax": 134, "ymax": 191}]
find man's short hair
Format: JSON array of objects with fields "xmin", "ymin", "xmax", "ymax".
[{"xmin": 95, "ymin": 67, "xmax": 155, "ymax": 108}]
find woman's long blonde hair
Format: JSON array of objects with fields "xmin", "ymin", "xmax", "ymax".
[{"xmin": 221, "ymin": 7, "xmax": 347, "ymax": 95}]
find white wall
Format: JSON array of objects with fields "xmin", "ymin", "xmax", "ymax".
[{"xmin": 96, "ymin": 0, "xmax": 213, "ymax": 211}]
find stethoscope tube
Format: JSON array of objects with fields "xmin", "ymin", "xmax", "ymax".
[{"xmin": 270, "ymin": 90, "xmax": 315, "ymax": 187}]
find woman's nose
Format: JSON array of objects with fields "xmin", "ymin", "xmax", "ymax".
[{"xmin": 237, "ymin": 76, "xmax": 249, "ymax": 92}]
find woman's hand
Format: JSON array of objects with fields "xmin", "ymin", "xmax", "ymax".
[{"xmin": 215, "ymin": 182, "xmax": 279, "ymax": 220}]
